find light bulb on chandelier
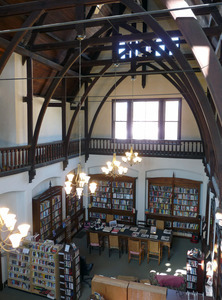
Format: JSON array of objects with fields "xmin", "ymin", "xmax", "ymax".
[
  {"xmin": 102, "ymin": 152, "xmax": 128, "ymax": 178},
  {"xmin": 122, "ymin": 145, "xmax": 142, "ymax": 166},
  {"xmin": 0, "ymin": 207, "xmax": 30, "ymax": 251},
  {"xmin": 64, "ymin": 163, "xmax": 97, "ymax": 198}
]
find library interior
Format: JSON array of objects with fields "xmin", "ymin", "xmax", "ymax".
[{"xmin": 0, "ymin": 1, "xmax": 222, "ymax": 300}]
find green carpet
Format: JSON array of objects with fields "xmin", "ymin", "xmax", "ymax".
[{"xmin": 0, "ymin": 232, "xmax": 201, "ymax": 300}]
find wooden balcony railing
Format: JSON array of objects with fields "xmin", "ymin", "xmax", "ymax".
[
  {"xmin": 89, "ymin": 138, "xmax": 204, "ymax": 159},
  {"xmin": 0, "ymin": 138, "xmax": 204, "ymax": 176}
]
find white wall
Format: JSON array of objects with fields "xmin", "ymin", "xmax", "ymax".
[
  {"xmin": 88, "ymin": 74, "xmax": 201, "ymax": 140},
  {"xmin": 85, "ymin": 155, "xmax": 208, "ymax": 221}
]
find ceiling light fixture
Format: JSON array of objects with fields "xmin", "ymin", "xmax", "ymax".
[
  {"xmin": 102, "ymin": 63, "xmax": 128, "ymax": 177},
  {"xmin": 0, "ymin": 207, "xmax": 30, "ymax": 251},
  {"xmin": 122, "ymin": 76, "xmax": 142, "ymax": 166},
  {"xmin": 64, "ymin": 35, "xmax": 96, "ymax": 197}
]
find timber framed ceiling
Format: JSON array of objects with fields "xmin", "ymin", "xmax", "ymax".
[{"xmin": 0, "ymin": 0, "xmax": 222, "ymax": 195}]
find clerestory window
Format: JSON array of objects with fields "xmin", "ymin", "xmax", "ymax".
[{"xmin": 113, "ymin": 99, "xmax": 181, "ymax": 140}]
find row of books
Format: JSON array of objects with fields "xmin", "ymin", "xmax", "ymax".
[
  {"xmin": 174, "ymin": 205, "xmax": 198, "ymax": 212},
  {"xmin": 112, "ymin": 204, "xmax": 133, "ymax": 211},
  {"xmin": 112, "ymin": 193, "xmax": 133, "ymax": 199},
  {"xmin": 52, "ymin": 201, "xmax": 61, "ymax": 212},
  {"xmin": 40, "ymin": 208, "xmax": 51, "ymax": 220},
  {"xmin": 175, "ymin": 194, "xmax": 198, "ymax": 200},
  {"xmin": 174, "ymin": 187, "xmax": 198, "ymax": 194},
  {"xmin": 149, "ymin": 203, "xmax": 171, "ymax": 209},
  {"xmin": 150, "ymin": 185, "xmax": 172, "ymax": 192},
  {"xmin": 149, "ymin": 191, "xmax": 172, "ymax": 197},
  {"xmin": 173, "ymin": 211, "xmax": 197, "ymax": 218},
  {"xmin": 112, "ymin": 182, "xmax": 133, "ymax": 188},
  {"xmin": 91, "ymin": 202, "xmax": 111, "ymax": 209},
  {"xmin": 149, "ymin": 197, "xmax": 172, "ymax": 204},
  {"xmin": 173, "ymin": 222, "xmax": 199, "ymax": 229},
  {"xmin": 173, "ymin": 199, "xmax": 198, "ymax": 206},
  {"xmin": 51, "ymin": 195, "xmax": 61, "ymax": 205},
  {"xmin": 112, "ymin": 187, "xmax": 133, "ymax": 194},
  {"xmin": 40, "ymin": 200, "xmax": 50, "ymax": 212},
  {"xmin": 92, "ymin": 196, "xmax": 111, "ymax": 203},
  {"xmin": 149, "ymin": 208, "xmax": 171, "ymax": 215}
]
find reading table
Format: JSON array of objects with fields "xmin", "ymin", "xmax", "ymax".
[{"xmin": 85, "ymin": 222, "xmax": 173, "ymax": 260}]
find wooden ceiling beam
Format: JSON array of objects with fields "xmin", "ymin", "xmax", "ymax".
[
  {"xmin": 88, "ymin": 67, "xmax": 201, "ymax": 77},
  {"xmin": 30, "ymin": 30, "xmax": 180, "ymax": 51},
  {"xmin": 0, "ymin": 36, "xmax": 91, "ymax": 82},
  {"xmin": 70, "ymin": 53, "xmax": 195, "ymax": 67},
  {"xmin": 30, "ymin": 25, "xmax": 221, "ymax": 52},
  {"xmin": 0, "ymin": 0, "xmax": 119, "ymax": 17},
  {"xmin": 0, "ymin": 9, "xmax": 44, "ymax": 75}
]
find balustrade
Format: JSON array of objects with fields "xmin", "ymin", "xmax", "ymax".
[{"xmin": 0, "ymin": 138, "xmax": 204, "ymax": 175}]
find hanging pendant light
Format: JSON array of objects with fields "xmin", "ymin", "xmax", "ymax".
[
  {"xmin": 102, "ymin": 63, "xmax": 128, "ymax": 177},
  {"xmin": 122, "ymin": 76, "xmax": 142, "ymax": 166},
  {"xmin": 122, "ymin": 145, "xmax": 142, "ymax": 166},
  {"xmin": 102, "ymin": 152, "xmax": 128, "ymax": 178},
  {"xmin": 64, "ymin": 35, "xmax": 96, "ymax": 196},
  {"xmin": 0, "ymin": 207, "xmax": 30, "ymax": 251}
]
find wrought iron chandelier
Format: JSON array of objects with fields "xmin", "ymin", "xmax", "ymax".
[
  {"xmin": 101, "ymin": 152, "xmax": 128, "ymax": 178},
  {"xmin": 64, "ymin": 36, "xmax": 97, "ymax": 197},
  {"xmin": 0, "ymin": 207, "xmax": 30, "ymax": 251},
  {"xmin": 122, "ymin": 145, "xmax": 142, "ymax": 166},
  {"xmin": 101, "ymin": 64, "xmax": 128, "ymax": 177},
  {"xmin": 122, "ymin": 76, "xmax": 142, "ymax": 166},
  {"xmin": 64, "ymin": 163, "xmax": 97, "ymax": 197}
]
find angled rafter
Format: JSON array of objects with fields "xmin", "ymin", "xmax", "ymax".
[
  {"xmin": 0, "ymin": 9, "xmax": 44, "ymax": 74},
  {"xmin": 0, "ymin": 0, "xmax": 119, "ymax": 17}
]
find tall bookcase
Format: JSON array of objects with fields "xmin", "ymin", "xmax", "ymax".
[
  {"xmin": 66, "ymin": 192, "xmax": 85, "ymax": 239},
  {"xmin": 7, "ymin": 246, "xmax": 31, "ymax": 292},
  {"xmin": 213, "ymin": 223, "xmax": 222, "ymax": 300},
  {"xmin": 7, "ymin": 240, "xmax": 62, "ymax": 299},
  {"xmin": 186, "ymin": 249, "xmax": 204, "ymax": 293},
  {"xmin": 32, "ymin": 186, "xmax": 63, "ymax": 240},
  {"xmin": 59, "ymin": 243, "xmax": 81, "ymax": 300},
  {"xmin": 146, "ymin": 177, "xmax": 201, "ymax": 237},
  {"xmin": 88, "ymin": 174, "xmax": 137, "ymax": 225},
  {"xmin": 30, "ymin": 241, "xmax": 62, "ymax": 299}
]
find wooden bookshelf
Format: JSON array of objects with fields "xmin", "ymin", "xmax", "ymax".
[
  {"xmin": 7, "ymin": 240, "xmax": 62, "ymax": 299},
  {"xmin": 7, "ymin": 246, "xmax": 31, "ymax": 292},
  {"xmin": 88, "ymin": 174, "xmax": 137, "ymax": 225},
  {"xmin": 66, "ymin": 192, "xmax": 85, "ymax": 239},
  {"xmin": 59, "ymin": 243, "xmax": 81, "ymax": 300},
  {"xmin": 30, "ymin": 241, "xmax": 62, "ymax": 299},
  {"xmin": 186, "ymin": 249, "xmax": 204, "ymax": 293},
  {"xmin": 213, "ymin": 223, "xmax": 222, "ymax": 300},
  {"xmin": 146, "ymin": 177, "xmax": 201, "ymax": 237},
  {"xmin": 32, "ymin": 186, "xmax": 63, "ymax": 240}
]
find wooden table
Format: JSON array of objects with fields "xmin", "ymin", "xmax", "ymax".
[{"xmin": 85, "ymin": 223, "xmax": 173, "ymax": 260}]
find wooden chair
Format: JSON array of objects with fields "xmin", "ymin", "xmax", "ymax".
[
  {"xmin": 106, "ymin": 214, "xmax": 114, "ymax": 223},
  {"xmin": 156, "ymin": 220, "xmax": 164, "ymax": 230},
  {"xmin": 108, "ymin": 235, "xmax": 122, "ymax": 258},
  {"xmin": 89, "ymin": 232, "xmax": 104, "ymax": 255},
  {"xmin": 147, "ymin": 240, "xmax": 162, "ymax": 265},
  {"xmin": 128, "ymin": 238, "xmax": 144, "ymax": 265}
]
